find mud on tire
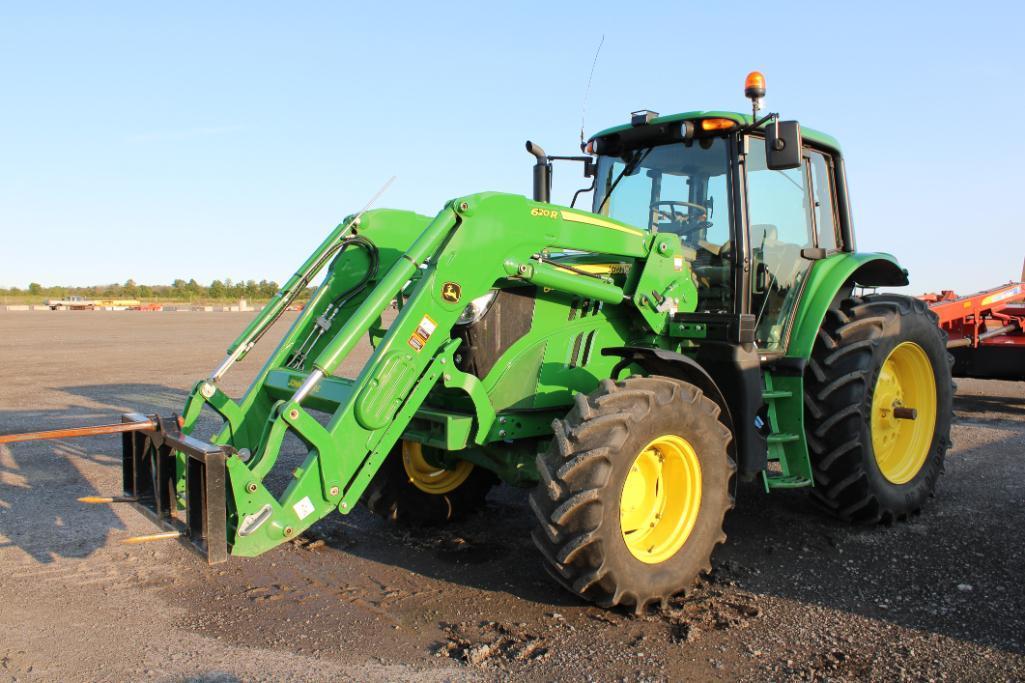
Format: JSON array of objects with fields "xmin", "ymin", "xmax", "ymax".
[
  {"xmin": 529, "ymin": 376, "xmax": 734, "ymax": 613},
  {"xmin": 804, "ymin": 293, "xmax": 954, "ymax": 523}
]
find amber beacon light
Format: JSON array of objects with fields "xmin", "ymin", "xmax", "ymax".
[
  {"xmin": 744, "ymin": 71, "xmax": 766, "ymax": 100},
  {"xmin": 744, "ymin": 70, "xmax": 766, "ymax": 120}
]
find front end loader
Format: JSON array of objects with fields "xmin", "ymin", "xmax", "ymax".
[{"xmin": 3, "ymin": 73, "xmax": 953, "ymax": 612}]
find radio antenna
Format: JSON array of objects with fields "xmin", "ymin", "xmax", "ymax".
[{"xmin": 579, "ymin": 34, "xmax": 605, "ymax": 151}]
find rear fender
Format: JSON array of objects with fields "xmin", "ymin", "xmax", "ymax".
[{"xmin": 787, "ymin": 252, "xmax": 908, "ymax": 360}]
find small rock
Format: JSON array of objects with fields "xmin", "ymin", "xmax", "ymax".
[{"xmin": 466, "ymin": 643, "xmax": 493, "ymax": 666}]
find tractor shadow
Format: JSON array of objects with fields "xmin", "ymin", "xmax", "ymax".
[
  {"xmin": 0, "ymin": 383, "xmax": 190, "ymax": 564},
  {"xmin": 313, "ymin": 383, "xmax": 1025, "ymax": 656},
  {"xmin": 313, "ymin": 487, "xmax": 590, "ymax": 609},
  {"xmin": 951, "ymin": 385, "xmax": 1025, "ymax": 422}
]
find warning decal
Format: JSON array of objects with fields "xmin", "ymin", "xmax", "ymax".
[
  {"xmin": 408, "ymin": 314, "xmax": 438, "ymax": 351},
  {"xmin": 293, "ymin": 496, "xmax": 315, "ymax": 521}
]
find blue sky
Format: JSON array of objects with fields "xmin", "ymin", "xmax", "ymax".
[{"xmin": 1, "ymin": 1, "xmax": 1022, "ymax": 293}]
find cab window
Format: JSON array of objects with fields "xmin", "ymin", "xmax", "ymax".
[
  {"xmin": 594, "ymin": 137, "xmax": 730, "ymax": 240},
  {"xmin": 807, "ymin": 149, "xmax": 839, "ymax": 251},
  {"xmin": 593, "ymin": 137, "xmax": 734, "ymax": 313}
]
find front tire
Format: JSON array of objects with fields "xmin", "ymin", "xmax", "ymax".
[
  {"xmin": 530, "ymin": 376, "xmax": 734, "ymax": 613},
  {"xmin": 804, "ymin": 294, "xmax": 953, "ymax": 522}
]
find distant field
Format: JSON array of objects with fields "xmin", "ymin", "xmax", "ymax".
[{"xmin": 0, "ymin": 295, "xmax": 277, "ymax": 306}]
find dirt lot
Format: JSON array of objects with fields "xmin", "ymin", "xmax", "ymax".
[{"xmin": 0, "ymin": 311, "xmax": 1023, "ymax": 682}]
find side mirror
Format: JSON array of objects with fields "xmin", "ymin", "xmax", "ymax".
[{"xmin": 765, "ymin": 120, "xmax": 802, "ymax": 170}]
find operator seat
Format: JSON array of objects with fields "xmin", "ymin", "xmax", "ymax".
[
  {"xmin": 756, "ymin": 225, "xmax": 804, "ymax": 290},
  {"xmin": 752, "ymin": 224, "xmax": 808, "ymax": 346}
]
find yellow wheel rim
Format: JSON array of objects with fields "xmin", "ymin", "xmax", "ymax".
[
  {"xmin": 620, "ymin": 435, "xmax": 702, "ymax": 564},
  {"xmin": 871, "ymin": 342, "xmax": 938, "ymax": 484},
  {"xmin": 401, "ymin": 441, "xmax": 473, "ymax": 494}
]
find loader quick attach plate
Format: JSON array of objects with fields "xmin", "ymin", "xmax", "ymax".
[{"xmin": 121, "ymin": 412, "xmax": 229, "ymax": 564}]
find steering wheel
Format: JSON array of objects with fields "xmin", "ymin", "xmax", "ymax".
[
  {"xmin": 651, "ymin": 200, "xmax": 716, "ymax": 245},
  {"xmin": 651, "ymin": 200, "xmax": 707, "ymax": 225}
]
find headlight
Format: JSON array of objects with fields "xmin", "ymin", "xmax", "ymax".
[{"xmin": 455, "ymin": 290, "xmax": 498, "ymax": 326}]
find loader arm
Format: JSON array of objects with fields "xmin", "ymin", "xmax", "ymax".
[{"xmin": 154, "ymin": 192, "xmax": 693, "ymax": 560}]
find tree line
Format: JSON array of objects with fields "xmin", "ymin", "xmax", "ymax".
[{"xmin": 0, "ymin": 278, "xmax": 315, "ymax": 302}]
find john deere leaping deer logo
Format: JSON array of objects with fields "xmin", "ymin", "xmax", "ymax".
[{"xmin": 441, "ymin": 282, "xmax": 462, "ymax": 303}]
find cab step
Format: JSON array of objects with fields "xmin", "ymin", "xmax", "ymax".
[
  {"xmin": 763, "ymin": 473, "xmax": 813, "ymax": 489},
  {"xmin": 761, "ymin": 389, "xmax": 793, "ymax": 400}
]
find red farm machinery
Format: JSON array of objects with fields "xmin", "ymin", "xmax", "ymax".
[{"xmin": 922, "ymin": 266, "xmax": 1025, "ymax": 381}]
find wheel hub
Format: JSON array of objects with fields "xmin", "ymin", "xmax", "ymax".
[
  {"xmin": 620, "ymin": 435, "xmax": 702, "ymax": 564},
  {"xmin": 870, "ymin": 342, "xmax": 938, "ymax": 484},
  {"xmin": 401, "ymin": 441, "xmax": 473, "ymax": 494}
]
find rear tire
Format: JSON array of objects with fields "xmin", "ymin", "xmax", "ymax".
[
  {"xmin": 363, "ymin": 441, "xmax": 496, "ymax": 526},
  {"xmin": 804, "ymin": 294, "xmax": 953, "ymax": 522},
  {"xmin": 530, "ymin": 376, "xmax": 734, "ymax": 613}
]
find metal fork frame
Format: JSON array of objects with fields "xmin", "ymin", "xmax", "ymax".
[{"xmin": 121, "ymin": 412, "xmax": 228, "ymax": 564}]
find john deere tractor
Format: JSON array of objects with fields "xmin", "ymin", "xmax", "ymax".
[{"xmin": 103, "ymin": 73, "xmax": 952, "ymax": 612}]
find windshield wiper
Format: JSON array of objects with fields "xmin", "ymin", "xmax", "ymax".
[{"xmin": 597, "ymin": 147, "xmax": 653, "ymax": 214}]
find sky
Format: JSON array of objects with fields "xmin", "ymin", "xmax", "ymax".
[{"xmin": 1, "ymin": 1, "xmax": 1022, "ymax": 294}]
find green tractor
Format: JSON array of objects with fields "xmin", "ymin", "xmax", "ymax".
[{"xmin": 111, "ymin": 73, "xmax": 952, "ymax": 612}]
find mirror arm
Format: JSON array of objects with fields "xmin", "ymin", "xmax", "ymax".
[
  {"xmin": 548, "ymin": 155, "xmax": 597, "ymax": 178},
  {"xmin": 741, "ymin": 112, "xmax": 778, "ymax": 134},
  {"xmin": 525, "ymin": 143, "xmax": 597, "ymax": 203}
]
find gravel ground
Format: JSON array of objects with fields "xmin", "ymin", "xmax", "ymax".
[{"xmin": 0, "ymin": 311, "xmax": 1022, "ymax": 682}]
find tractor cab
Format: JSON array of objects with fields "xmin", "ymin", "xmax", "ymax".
[{"xmin": 585, "ymin": 98, "xmax": 850, "ymax": 354}]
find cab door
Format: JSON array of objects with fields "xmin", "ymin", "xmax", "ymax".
[{"xmin": 744, "ymin": 141, "xmax": 838, "ymax": 352}]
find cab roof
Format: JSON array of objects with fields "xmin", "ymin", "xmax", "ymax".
[{"xmin": 590, "ymin": 110, "xmax": 842, "ymax": 154}]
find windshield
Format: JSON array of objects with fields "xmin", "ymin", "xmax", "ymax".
[
  {"xmin": 592, "ymin": 138, "xmax": 731, "ymax": 250},
  {"xmin": 592, "ymin": 137, "xmax": 734, "ymax": 313}
]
